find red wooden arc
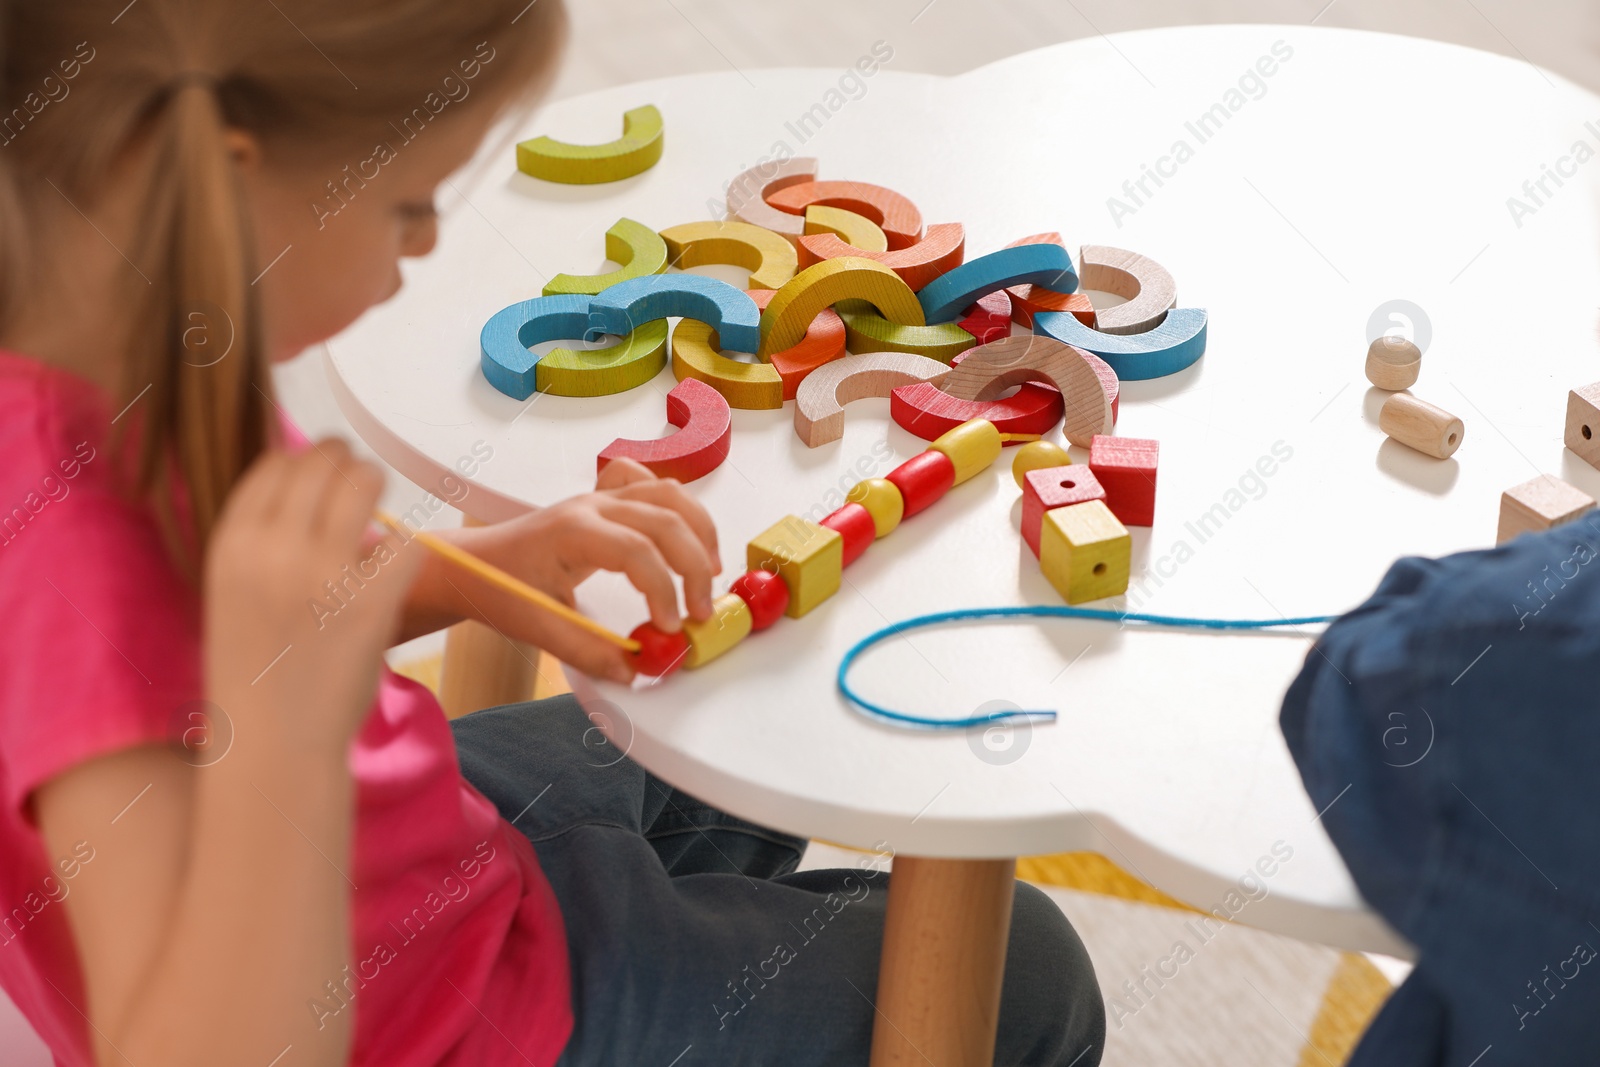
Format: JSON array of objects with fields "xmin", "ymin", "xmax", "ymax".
[
  {"xmin": 958, "ymin": 290, "xmax": 1012, "ymax": 345},
  {"xmin": 597, "ymin": 377, "xmax": 732, "ymax": 483}
]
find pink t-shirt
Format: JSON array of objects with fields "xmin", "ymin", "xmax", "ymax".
[{"xmin": 0, "ymin": 352, "xmax": 572, "ymax": 1066}]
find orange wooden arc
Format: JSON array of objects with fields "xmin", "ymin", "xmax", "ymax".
[
  {"xmin": 1006, "ymin": 232, "xmax": 1096, "ymax": 329},
  {"xmin": 747, "ymin": 288, "xmax": 847, "ymax": 400},
  {"xmin": 766, "ymin": 180, "xmax": 925, "ymax": 251},
  {"xmin": 795, "ymin": 222, "xmax": 966, "ymax": 292}
]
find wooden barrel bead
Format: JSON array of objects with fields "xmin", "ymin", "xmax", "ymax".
[
  {"xmin": 885, "ymin": 450, "xmax": 957, "ymax": 519},
  {"xmin": 820, "ymin": 503, "xmax": 877, "ymax": 566},
  {"xmin": 927, "ymin": 419, "xmax": 1003, "ymax": 486},
  {"xmin": 629, "ymin": 622, "xmax": 691, "ymax": 677},
  {"xmin": 682, "ymin": 593, "xmax": 754, "ymax": 668},
  {"xmin": 1011, "ymin": 440, "xmax": 1073, "ymax": 489},
  {"xmin": 1379, "ymin": 392, "xmax": 1464, "ymax": 459},
  {"xmin": 728, "ymin": 569, "xmax": 790, "ymax": 631},
  {"xmin": 1365, "ymin": 336, "xmax": 1421, "ymax": 391},
  {"xmin": 846, "ymin": 478, "xmax": 905, "ymax": 538}
]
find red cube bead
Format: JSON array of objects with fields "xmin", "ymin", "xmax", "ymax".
[
  {"xmin": 1088, "ymin": 435, "xmax": 1159, "ymax": 527},
  {"xmin": 629, "ymin": 622, "xmax": 691, "ymax": 678},
  {"xmin": 728, "ymin": 569, "xmax": 790, "ymax": 631},
  {"xmin": 819, "ymin": 502, "xmax": 876, "ymax": 567},
  {"xmin": 884, "ymin": 450, "xmax": 956, "ymax": 519},
  {"xmin": 1021, "ymin": 465, "xmax": 1107, "ymax": 557}
]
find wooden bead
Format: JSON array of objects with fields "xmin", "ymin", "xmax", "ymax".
[
  {"xmin": 885, "ymin": 450, "xmax": 956, "ymax": 519},
  {"xmin": 793, "ymin": 351, "xmax": 949, "ymax": 448},
  {"xmin": 723, "ymin": 157, "xmax": 817, "ymax": 243},
  {"xmin": 659, "ymin": 220, "xmax": 799, "ymax": 292},
  {"xmin": 670, "ymin": 318, "xmax": 784, "ymax": 409},
  {"xmin": 1365, "ymin": 337, "xmax": 1422, "ymax": 391},
  {"xmin": 1078, "ymin": 245, "xmax": 1178, "ymax": 335},
  {"xmin": 1379, "ymin": 392, "xmax": 1464, "ymax": 459},
  {"xmin": 589, "ymin": 273, "xmax": 762, "ymax": 355},
  {"xmin": 1497, "ymin": 474, "xmax": 1596, "ymax": 545},
  {"xmin": 629, "ymin": 622, "xmax": 691, "ymax": 677},
  {"xmin": 820, "ymin": 503, "xmax": 877, "ymax": 566},
  {"xmin": 1039, "ymin": 500, "xmax": 1131, "ymax": 605},
  {"xmin": 1021, "ymin": 464, "xmax": 1106, "ymax": 557},
  {"xmin": 927, "ymin": 419, "xmax": 1003, "ymax": 486},
  {"xmin": 760, "ymin": 257, "xmax": 925, "ymax": 357},
  {"xmin": 1565, "ymin": 381, "xmax": 1600, "ymax": 470},
  {"xmin": 890, "ymin": 379, "xmax": 1063, "ymax": 442},
  {"xmin": 766, "ymin": 180, "xmax": 924, "ymax": 250},
  {"xmin": 846, "ymin": 478, "xmax": 904, "ymax": 538},
  {"xmin": 516, "ymin": 104, "xmax": 664, "ymax": 185},
  {"xmin": 747, "ymin": 516, "xmax": 844, "ymax": 618},
  {"xmin": 1011, "ymin": 440, "xmax": 1074, "ymax": 489},
  {"xmin": 682, "ymin": 593, "xmax": 754, "ymax": 668},
  {"xmin": 729, "ymin": 569, "xmax": 790, "ymax": 631},
  {"xmin": 597, "ymin": 378, "xmax": 732, "ymax": 483},
  {"xmin": 1088, "ymin": 435, "xmax": 1159, "ymax": 527},
  {"xmin": 1033, "ymin": 307, "xmax": 1208, "ymax": 383},
  {"xmin": 918, "ymin": 244, "xmax": 1079, "ymax": 324},
  {"xmin": 746, "ymin": 288, "xmax": 847, "ymax": 401},
  {"xmin": 803, "ymin": 204, "xmax": 888, "ymax": 252},
  {"xmin": 544, "ymin": 217, "xmax": 669, "ymax": 297},
  {"xmin": 939, "ymin": 334, "xmax": 1112, "ymax": 448},
  {"xmin": 796, "ymin": 223, "xmax": 967, "ymax": 292}
]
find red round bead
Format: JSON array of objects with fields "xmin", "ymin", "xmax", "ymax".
[
  {"xmin": 884, "ymin": 450, "xmax": 956, "ymax": 519},
  {"xmin": 819, "ymin": 502, "xmax": 875, "ymax": 567},
  {"xmin": 628, "ymin": 622, "xmax": 691, "ymax": 677},
  {"xmin": 729, "ymin": 569, "xmax": 790, "ymax": 631}
]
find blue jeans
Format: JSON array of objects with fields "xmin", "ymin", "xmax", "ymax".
[{"xmin": 452, "ymin": 696, "xmax": 1106, "ymax": 1067}]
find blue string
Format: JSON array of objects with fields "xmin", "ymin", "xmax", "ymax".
[{"xmin": 835, "ymin": 605, "xmax": 1342, "ymax": 730}]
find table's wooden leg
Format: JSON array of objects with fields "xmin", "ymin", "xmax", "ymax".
[
  {"xmin": 869, "ymin": 856, "xmax": 1017, "ymax": 1067},
  {"xmin": 437, "ymin": 516, "xmax": 539, "ymax": 718}
]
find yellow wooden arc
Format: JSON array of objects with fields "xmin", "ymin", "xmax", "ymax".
[
  {"xmin": 543, "ymin": 217, "xmax": 668, "ymax": 297},
  {"xmin": 670, "ymin": 319, "xmax": 784, "ymax": 410},
  {"xmin": 659, "ymin": 220, "xmax": 799, "ymax": 292},
  {"xmin": 836, "ymin": 302, "xmax": 976, "ymax": 363},
  {"xmin": 803, "ymin": 205, "xmax": 888, "ymax": 253},
  {"xmin": 534, "ymin": 321, "xmax": 669, "ymax": 397},
  {"xmin": 516, "ymin": 104, "xmax": 664, "ymax": 185},
  {"xmin": 759, "ymin": 257, "xmax": 924, "ymax": 358}
]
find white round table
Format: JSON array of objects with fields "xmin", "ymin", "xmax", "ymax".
[{"xmin": 327, "ymin": 24, "xmax": 1600, "ymax": 1064}]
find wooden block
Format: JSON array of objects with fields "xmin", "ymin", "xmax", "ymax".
[
  {"xmin": 793, "ymin": 351, "xmax": 950, "ymax": 447},
  {"xmin": 1039, "ymin": 500, "xmax": 1131, "ymax": 604},
  {"xmin": 747, "ymin": 516, "xmax": 844, "ymax": 618},
  {"xmin": 516, "ymin": 104, "xmax": 664, "ymax": 184},
  {"xmin": 479, "ymin": 293, "xmax": 667, "ymax": 400},
  {"xmin": 1365, "ymin": 337, "xmax": 1421, "ymax": 391},
  {"xmin": 1033, "ymin": 307, "xmax": 1208, "ymax": 382},
  {"xmin": 1021, "ymin": 465, "xmax": 1106, "ymax": 557},
  {"xmin": 1497, "ymin": 474, "xmax": 1596, "ymax": 544},
  {"xmin": 597, "ymin": 378, "xmax": 732, "ymax": 483},
  {"xmin": 766, "ymin": 180, "xmax": 924, "ymax": 250},
  {"xmin": 926, "ymin": 419, "xmax": 1004, "ymax": 486},
  {"xmin": 760, "ymin": 257, "xmax": 925, "ymax": 357},
  {"xmin": 724, "ymin": 157, "xmax": 818, "ymax": 242},
  {"xmin": 820, "ymin": 502, "xmax": 877, "ymax": 566},
  {"xmin": 918, "ymin": 244, "xmax": 1079, "ymax": 324},
  {"xmin": 958, "ymin": 291, "xmax": 1012, "ymax": 345},
  {"xmin": 837, "ymin": 301, "xmax": 977, "ymax": 364},
  {"xmin": 1088, "ymin": 435, "xmax": 1159, "ymax": 527},
  {"xmin": 747, "ymin": 288, "xmax": 847, "ymax": 400},
  {"xmin": 890, "ymin": 379, "xmax": 1063, "ymax": 442},
  {"xmin": 938, "ymin": 335, "xmax": 1113, "ymax": 448},
  {"xmin": 885, "ymin": 450, "xmax": 956, "ymax": 519},
  {"xmin": 1379, "ymin": 392, "xmax": 1464, "ymax": 459},
  {"xmin": 1011, "ymin": 440, "xmax": 1074, "ymax": 489},
  {"xmin": 796, "ymin": 222, "xmax": 967, "ymax": 292},
  {"xmin": 803, "ymin": 205, "xmax": 888, "ymax": 253},
  {"xmin": 1565, "ymin": 382, "xmax": 1600, "ymax": 469},
  {"xmin": 659, "ymin": 219, "xmax": 799, "ymax": 291},
  {"xmin": 1005, "ymin": 233, "xmax": 1096, "ymax": 329},
  {"xmin": 846, "ymin": 478, "xmax": 904, "ymax": 538},
  {"xmin": 670, "ymin": 318, "xmax": 784, "ymax": 410},
  {"xmin": 729, "ymin": 569, "xmax": 790, "ymax": 631},
  {"xmin": 543, "ymin": 218, "xmax": 669, "ymax": 297},
  {"xmin": 629, "ymin": 622, "xmax": 691, "ymax": 677},
  {"xmin": 1078, "ymin": 245, "xmax": 1178, "ymax": 335},
  {"xmin": 683, "ymin": 593, "xmax": 754, "ymax": 668},
  {"xmin": 589, "ymin": 273, "xmax": 762, "ymax": 354}
]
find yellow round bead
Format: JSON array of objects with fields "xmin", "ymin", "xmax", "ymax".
[
  {"xmin": 846, "ymin": 478, "xmax": 904, "ymax": 538},
  {"xmin": 1011, "ymin": 440, "xmax": 1074, "ymax": 489},
  {"xmin": 928, "ymin": 419, "xmax": 1003, "ymax": 486}
]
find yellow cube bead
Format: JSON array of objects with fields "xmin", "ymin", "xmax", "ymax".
[
  {"xmin": 682, "ymin": 593, "xmax": 754, "ymax": 668},
  {"xmin": 846, "ymin": 478, "xmax": 904, "ymax": 538},
  {"xmin": 927, "ymin": 419, "xmax": 1003, "ymax": 486},
  {"xmin": 747, "ymin": 516, "xmax": 843, "ymax": 618},
  {"xmin": 1011, "ymin": 440, "xmax": 1073, "ymax": 489},
  {"xmin": 1039, "ymin": 500, "xmax": 1130, "ymax": 604}
]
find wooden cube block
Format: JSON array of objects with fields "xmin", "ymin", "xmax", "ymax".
[
  {"xmin": 1039, "ymin": 501, "xmax": 1131, "ymax": 604},
  {"xmin": 1497, "ymin": 474, "xmax": 1596, "ymax": 545},
  {"xmin": 1564, "ymin": 382, "xmax": 1600, "ymax": 470},
  {"xmin": 747, "ymin": 516, "xmax": 843, "ymax": 618},
  {"xmin": 1021, "ymin": 465, "xmax": 1106, "ymax": 558},
  {"xmin": 1088, "ymin": 435, "xmax": 1159, "ymax": 527}
]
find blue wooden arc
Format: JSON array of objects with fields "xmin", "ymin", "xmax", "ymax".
[
  {"xmin": 1033, "ymin": 307, "xmax": 1209, "ymax": 381},
  {"xmin": 917, "ymin": 244, "xmax": 1080, "ymax": 323},
  {"xmin": 587, "ymin": 274, "xmax": 762, "ymax": 354}
]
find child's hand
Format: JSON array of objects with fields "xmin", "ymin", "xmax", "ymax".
[
  {"xmin": 434, "ymin": 458, "xmax": 722, "ymax": 682},
  {"xmin": 204, "ymin": 440, "xmax": 424, "ymax": 752}
]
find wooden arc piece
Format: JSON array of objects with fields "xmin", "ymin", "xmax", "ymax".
[
  {"xmin": 890, "ymin": 380, "xmax": 1063, "ymax": 442},
  {"xmin": 670, "ymin": 319, "xmax": 784, "ymax": 410},
  {"xmin": 723, "ymin": 157, "xmax": 818, "ymax": 242},
  {"xmin": 747, "ymin": 288, "xmax": 847, "ymax": 400},
  {"xmin": 1005, "ymin": 233, "xmax": 1096, "ymax": 328},
  {"xmin": 918, "ymin": 243, "xmax": 1080, "ymax": 324},
  {"xmin": 759, "ymin": 257, "xmax": 924, "ymax": 358},
  {"xmin": 804, "ymin": 205, "xmax": 888, "ymax": 252},
  {"xmin": 543, "ymin": 218, "xmax": 669, "ymax": 297},
  {"xmin": 836, "ymin": 302, "xmax": 977, "ymax": 364},
  {"xmin": 516, "ymin": 104, "xmax": 664, "ymax": 185},
  {"xmin": 480, "ymin": 293, "xmax": 667, "ymax": 400},
  {"xmin": 588, "ymin": 273, "xmax": 762, "ymax": 354},
  {"xmin": 659, "ymin": 220, "xmax": 799, "ymax": 291},
  {"xmin": 937, "ymin": 334, "xmax": 1113, "ymax": 447},
  {"xmin": 597, "ymin": 378, "xmax": 732, "ymax": 482},
  {"xmin": 1033, "ymin": 307, "xmax": 1208, "ymax": 382},
  {"xmin": 958, "ymin": 290, "xmax": 1012, "ymax": 345},
  {"xmin": 766, "ymin": 180, "xmax": 925, "ymax": 250},
  {"xmin": 794, "ymin": 351, "xmax": 950, "ymax": 447},
  {"xmin": 1079, "ymin": 244, "xmax": 1178, "ymax": 336},
  {"xmin": 796, "ymin": 222, "xmax": 966, "ymax": 292}
]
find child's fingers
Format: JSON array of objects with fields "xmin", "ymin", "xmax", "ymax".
[
  {"xmin": 595, "ymin": 456, "xmax": 656, "ymax": 491},
  {"xmin": 594, "ymin": 499, "xmax": 716, "ymax": 621},
  {"xmin": 317, "ymin": 455, "xmax": 387, "ymax": 548},
  {"xmin": 222, "ymin": 449, "xmax": 296, "ymax": 527},
  {"xmin": 566, "ymin": 517, "xmax": 683, "ymax": 631},
  {"xmin": 276, "ymin": 440, "xmax": 355, "ymax": 533},
  {"xmin": 609, "ymin": 478, "xmax": 720, "ymax": 570}
]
